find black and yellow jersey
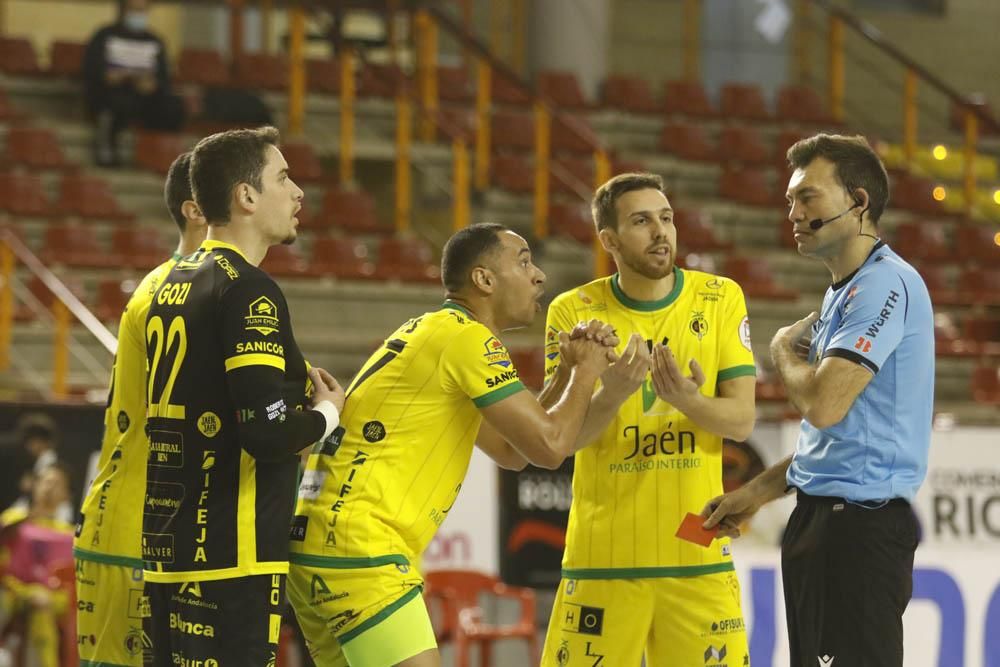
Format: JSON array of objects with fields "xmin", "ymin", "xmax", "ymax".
[{"xmin": 142, "ymin": 239, "xmax": 325, "ymax": 583}]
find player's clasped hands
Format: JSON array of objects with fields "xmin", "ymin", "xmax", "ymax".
[
  {"xmin": 561, "ymin": 318, "xmax": 620, "ymax": 366},
  {"xmin": 308, "ymin": 367, "xmax": 347, "ymax": 412},
  {"xmin": 651, "ymin": 343, "xmax": 705, "ymax": 409}
]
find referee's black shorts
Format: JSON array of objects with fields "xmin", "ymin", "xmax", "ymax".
[
  {"xmin": 143, "ymin": 573, "xmax": 285, "ymax": 667},
  {"xmin": 781, "ymin": 490, "xmax": 919, "ymax": 667}
]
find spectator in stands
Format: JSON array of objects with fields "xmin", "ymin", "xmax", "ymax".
[
  {"xmin": 83, "ymin": 0, "xmax": 185, "ymax": 166},
  {"xmin": 0, "ymin": 413, "xmax": 72, "ymax": 524}
]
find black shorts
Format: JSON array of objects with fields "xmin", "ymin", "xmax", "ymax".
[
  {"xmin": 781, "ymin": 490, "xmax": 919, "ymax": 667},
  {"xmin": 143, "ymin": 573, "xmax": 285, "ymax": 667}
]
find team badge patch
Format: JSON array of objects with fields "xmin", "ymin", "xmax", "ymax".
[
  {"xmin": 245, "ymin": 296, "xmax": 279, "ymax": 335},
  {"xmin": 689, "ymin": 311, "xmax": 709, "ymax": 340},
  {"xmin": 739, "ymin": 316, "xmax": 752, "ymax": 351},
  {"xmin": 197, "ymin": 412, "xmax": 221, "ymax": 438},
  {"xmin": 483, "ymin": 336, "xmax": 512, "ymax": 368}
]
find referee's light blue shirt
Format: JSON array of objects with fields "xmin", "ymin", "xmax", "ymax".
[{"xmin": 787, "ymin": 241, "xmax": 935, "ymax": 503}]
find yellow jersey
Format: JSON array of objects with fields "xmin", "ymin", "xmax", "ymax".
[
  {"xmin": 545, "ymin": 268, "xmax": 755, "ymax": 579},
  {"xmin": 74, "ymin": 255, "xmax": 180, "ymax": 568},
  {"xmin": 289, "ymin": 303, "xmax": 524, "ymax": 569}
]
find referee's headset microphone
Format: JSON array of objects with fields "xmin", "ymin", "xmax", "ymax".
[{"xmin": 807, "ymin": 199, "xmax": 862, "ymax": 231}]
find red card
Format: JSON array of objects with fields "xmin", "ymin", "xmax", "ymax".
[{"xmin": 675, "ymin": 512, "xmax": 718, "ymax": 547}]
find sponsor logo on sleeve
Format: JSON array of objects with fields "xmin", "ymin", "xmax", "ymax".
[
  {"xmin": 483, "ymin": 336, "xmax": 512, "ymax": 368},
  {"xmin": 739, "ymin": 316, "xmax": 752, "ymax": 351},
  {"xmin": 245, "ymin": 296, "xmax": 280, "ymax": 336}
]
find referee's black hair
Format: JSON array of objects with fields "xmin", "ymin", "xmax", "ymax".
[
  {"xmin": 164, "ymin": 152, "xmax": 193, "ymax": 232},
  {"xmin": 441, "ymin": 223, "xmax": 510, "ymax": 293}
]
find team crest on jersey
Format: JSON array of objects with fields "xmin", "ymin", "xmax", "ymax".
[
  {"xmin": 117, "ymin": 410, "xmax": 130, "ymax": 433},
  {"xmin": 739, "ymin": 316, "xmax": 752, "ymax": 351},
  {"xmin": 197, "ymin": 412, "xmax": 221, "ymax": 438},
  {"xmin": 689, "ymin": 312, "xmax": 709, "ymax": 340},
  {"xmin": 483, "ymin": 336, "xmax": 512, "ymax": 368},
  {"xmin": 545, "ymin": 326, "xmax": 560, "ymax": 361},
  {"xmin": 245, "ymin": 297, "xmax": 279, "ymax": 336}
]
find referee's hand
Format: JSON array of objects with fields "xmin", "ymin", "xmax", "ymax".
[
  {"xmin": 309, "ymin": 367, "xmax": 346, "ymax": 413},
  {"xmin": 701, "ymin": 488, "xmax": 761, "ymax": 539}
]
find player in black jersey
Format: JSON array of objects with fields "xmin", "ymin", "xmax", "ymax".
[{"xmin": 141, "ymin": 126, "xmax": 345, "ymax": 667}]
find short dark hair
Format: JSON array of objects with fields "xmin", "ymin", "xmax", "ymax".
[
  {"xmin": 592, "ymin": 172, "xmax": 666, "ymax": 232},
  {"xmin": 164, "ymin": 152, "xmax": 193, "ymax": 231},
  {"xmin": 15, "ymin": 413, "xmax": 57, "ymax": 447},
  {"xmin": 787, "ymin": 133, "xmax": 890, "ymax": 224},
  {"xmin": 441, "ymin": 223, "xmax": 509, "ymax": 293},
  {"xmin": 190, "ymin": 126, "xmax": 280, "ymax": 225}
]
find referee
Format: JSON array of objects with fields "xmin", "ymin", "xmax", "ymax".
[
  {"xmin": 141, "ymin": 126, "xmax": 345, "ymax": 666},
  {"xmin": 703, "ymin": 134, "xmax": 934, "ymax": 667}
]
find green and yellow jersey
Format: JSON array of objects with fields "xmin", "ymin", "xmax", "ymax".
[
  {"xmin": 545, "ymin": 268, "xmax": 755, "ymax": 579},
  {"xmin": 289, "ymin": 303, "xmax": 524, "ymax": 570},
  {"xmin": 74, "ymin": 255, "xmax": 179, "ymax": 568}
]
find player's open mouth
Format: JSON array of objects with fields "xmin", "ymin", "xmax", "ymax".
[{"xmin": 648, "ymin": 245, "xmax": 671, "ymax": 257}]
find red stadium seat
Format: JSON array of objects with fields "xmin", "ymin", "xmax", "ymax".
[
  {"xmin": 955, "ymin": 224, "xmax": 1000, "ymax": 264},
  {"xmin": 913, "ymin": 264, "xmax": 958, "ymax": 307},
  {"xmin": 971, "ymin": 365, "xmax": 1000, "ymax": 404},
  {"xmin": 663, "ymin": 80, "xmax": 716, "ymax": 118},
  {"xmin": 601, "ymin": 74, "xmax": 659, "ymax": 114},
  {"xmin": 549, "ymin": 202, "xmax": 594, "ymax": 244},
  {"xmin": 0, "ymin": 171, "xmax": 55, "ymax": 218},
  {"xmin": 720, "ymin": 168, "xmax": 780, "ymax": 208},
  {"xmin": 718, "ymin": 126, "xmax": 771, "ymax": 165},
  {"xmin": 281, "ymin": 142, "xmax": 325, "ymax": 184},
  {"xmin": 774, "ymin": 129, "xmax": 807, "ymax": 171},
  {"xmin": 0, "ymin": 90, "xmax": 22, "ymax": 122},
  {"xmin": 437, "ymin": 65, "xmax": 474, "ymax": 104},
  {"xmin": 176, "ymin": 48, "xmax": 229, "ymax": 87},
  {"xmin": 48, "ymin": 41, "xmax": 85, "ymax": 77},
  {"xmin": 306, "ymin": 58, "xmax": 341, "ymax": 95},
  {"xmin": 57, "ymin": 172, "xmax": 133, "ymax": 221},
  {"xmin": 962, "ymin": 315, "xmax": 1000, "ymax": 355},
  {"xmin": 507, "ymin": 348, "xmax": 545, "ymax": 391},
  {"xmin": 16, "ymin": 274, "xmax": 86, "ymax": 322},
  {"xmin": 134, "ymin": 131, "xmax": 191, "ymax": 174},
  {"xmin": 675, "ymin": 209, "xmax": 730, "ymax": 251},
  {"xmin": 111, "ymin": 226, "xmax": 171, "ymax": 270},
  {"xmin": 659, "ymin": 122, "xmax": 716, "ymax": 162},
  {"xmin": 956, "ymin": 267, "xmax": 1000, "ymax": 306},
  {"xmin": 491, "ymin": 73, "xmax": 532, "ymax": 107},
  {"xmin": 93, "ymin": 279, "xmax": 133, "ymax": 324},
  {"xmin": 776, "ymin": 85, "xmax": 835, "ymax": 125},
  {"xmin": 310, "ymin": 236, "xmax": 375, "ymax": 280},
  {"xmin": 6, "ymin": 126, "xmax": 70, "ymax": 170},
  {"xmin": 233, "ymin": 53, "xmax": 288, "ymax": 91},
  {"xmin": 892, "ymin": 173, "xmax": 947, "ymax": 216},
  {"xmin": 41, "ymin": 223, "xmax": 118, "ymax": 269},
  {"xmin": 890, "ymin": 221, "xmax": 951, "ymax": 261},
  {"xmin": 373, "ymin": 236, "xmax": 440, "ymax": 283},
  {"xmin": 538, "ymin": 70, "xmax": 589, "ymax": 109},
  {"xmin": 358, "ymin": 62, "xmax": 404, "ymax": 98},
  {"xmin": 313, "ymin": 187, "xmax": 387, "ymax": 234},
  {"xmin": 551, "ymin": 114, "xmax": 599, "ymax": 155},
  {"xmin": 720, "ymin": 83, "xmax": 772, "ymax": 122},
  {"xmin": 491, "ymin": 111, "xmax": 535, "ymax": 153},
  {"xmin": 723, "ymin": 256, "xmax": 798, "ymax": 300},
  {"xmin": 492, "ymin": 154, "xmax": 534, "ymax": 194},
  {"xmin": 260, "ymin": 243, "xmax": 312, "ymax": 277},
  {"xmin": 550, "ymin": 157, "xmax": 592, "ymax": 197},
  {"xmin": 0, "ymin": 37, "xmax": 41, "ymax": 76},
  {"xmin": 434, "ymin": 107, "xmax": 475, "ymax": 142}
]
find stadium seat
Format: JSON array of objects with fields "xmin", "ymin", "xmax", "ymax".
[
  {"xmin": 601, "ymin": 74, "xmax": 659, "ymax": 114},
  {"xmin": 306, "ymin": 57, "xmax": 341, "ymax": 95},
  {"xmin": 723, "ymin": 256, "xmax": 798, "ymax": 300},
  {"xmin": 434, "ymin": 107, "xmax": 475, "ymax": 142},
  {"xmin": 955, "ymin": 224, "xmax": 1000, "ymax": 264},
  {"xmin": 134, "ymin": 131, "xmax": 191, "ymax": 174},
  {"xmin": 611, "ymin": 157, "xmax": 647, "ymax": 175},
  {"xmin": 437, "ymin": 65, "xmax": 474, "ymax": 104},
  {"xmin": 549, "ymin": 202, "xmax": 594, "ymax": 244},
  {"xmin": 550, "ymin": 157, "xmax": 592, "ymax": 197},
  {"xmin": 176, "ymin": 48, "xmax": 229, "ymax": 87},
  {"xmin": 6, "ymin": 126, "xmax": 70, "ymax": 170},
  {"xmin": 970, "ymin": 365, "xmax": 1000, "ymax": 405},
  {"xmin": 508, "ymin": 348, "xmax": 545, "ymax": 391},
  {"xmin": 309, "ymin": 236, "xmax": 375, "ymax": 280},
  {"xmin": 313, "ymin": 187, "xmax": 387, "ymax": 234},
  {"xmin": 41, "ymin": 223, "xmax": 117, "ymax": 269},
  {"xmin": 913, "ymin": 264, "xmax": 958, "ymax": 306},
  {"xmin": 890, "ymin": 221, "xmax": 951, "ymax": 261},
  {"xmin": 358, "ymin": 62, "xmax": 404, "ymax": 98},
  {"xmin": 15, "ymin": 274, "xmax": 86, "ymax": 322},
  {"xmin": 491, "ymin": 111, "xmax": 535, "ymax": 153},
  {"xmin": 234, "ymin": 53, "xmax": 288, "ymax": 91},
  {"xmin": 720, "ymin": 83, "xmax": 772, "ymax": 121},
  {"xmin": 551, "ymin": 114, "xmax": 600, "ymax": 154},
  {"xmin": 718, "ymin": 126, "xmax": 771, "ymax": 165},
  {"xmin": 373, "ymin": 236, "xmax": 440, "ymax": 283},
  {"xmin": 260, "ymin": 243, "xmax": 312, "ymax": 277},
  {"xmin": 424, "ymin": 570, "xmax": 538, "ymax": 667},
  {"xmin": 0, "ymin": 90, "xmax": 22, "ymax": 122},
  {"xmin": 93, "ymin": 279, "xmax": 133, "ymax": 324},
  {"xmin": 956, "ymin": 267, "xmax": 1000, "ymax": 306},
  {"xmin": 0, "ymin": 37, "xmax": 41, "ymax": 76},
  {"xmin": 0, "ymin": 171, "xmax": 55, "ymax": 218},
  {"xmin": 774, "ymin": 129, "xmax": 807, "ymax": 170},
  {"xmin": 659, "ymin": 122, "xmax": 716, "ymax": 162},
  {"xmin": 281, "ymin": 142, "xmax": 325, "ymax": 184},
  {"xmin": 491, "ymin": 72, "xmax": 532, "ymax": 107},
  {"xmin": 962, "ymin": 315, "xmax": 1000, "ymax": 355},
  {"xmin": 663, "ymin": 80, "xmax": 716, "ymax": 118},
  {"xmin": 57, "ymin": 173, "xmax": 133, "ymax": 221},
  {"xmin": 776, "ymin": 85, "xmax": 835, "ymax": 125},
  {"xmin": 675, "ymin": 209, "xmax": 730, "ymax": 251},
  {"xmin": 538, "ymin": 70, "xmax": 589, "ymax": 109},
  {"xmin": 949, "ymin": 99, "xmax": 1000, "ymax": 136},
  {"xmin": 719, "ymin": 168, "xmax": 780, "ymax": 208},
  {"xmin": 111, "ymin": 226, "xmax": 170, "ymax": 270},
  {"xmin": 48, "ymin": 41, "xmax": 85, "ymax": 77},
  {"xmin": 491, "ymin": 154, "xmax": 534, "ymax": 194},
  {"xmin": 892, "ymin": 173, "xmax": 946, "ymax": 216}
]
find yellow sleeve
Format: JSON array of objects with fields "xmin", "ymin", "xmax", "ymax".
[
  {"xmin": 440, "ymin": 324, "xmax": 525, "ymax": 408},
  {"xmin": 717, "ymin": 280, "xmax": 757, "ymax": 383},
  {"xmin": 543, "ymin": 296, "xmax": 576, "ymax": 383}
]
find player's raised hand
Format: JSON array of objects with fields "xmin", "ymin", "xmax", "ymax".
[
  {"xmin": 568, "ymin": 319, "xmax": 619, "ymax": 348},
  {"xmin": 309, "ymin": 367, "xmax": 346, "ymax": 412},
  {"xmin": 601, "ymin": 334, "xmax": 651, "ymax": 400},
  {"xmin": 700, "ymin": 488, "xmax": 762, "ymax": 539},
  {"xmin": 651, "ymin": 344, "xmax": 705, "ymax": 409},
  {"xmin": 561, "ymin": 332, "xmax": 613, "ymax": 377}
]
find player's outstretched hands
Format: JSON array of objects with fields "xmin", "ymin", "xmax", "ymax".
[
  {"xmin": 700, "ymin": 487, "xmax": 762, "ymax": 539},
  {"xmin": 309, "ymin": 367, "xmax": 346, "ymax": 413},
  {"xmin": 651, "ymin": 344, "xmax": 705, "ymax": 409},
  {"xmin": 601, "ymin": 333, "xmax": 651, "ymax": 400}
]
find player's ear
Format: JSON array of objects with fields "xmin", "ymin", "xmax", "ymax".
[
  {"xmin": 598, "ymin": 228, "xmax": 618, "ymax": 253},
  {"xmin": 470, "ymin": 266, "xmax": 495, "ymax": 294},
  {"xmin": 181, "ymin": 200, "xmax": 206, "ymax": 226},
  {"xmin": 236, "ymin": 183, "xmax": 256, "ymax": 212}
]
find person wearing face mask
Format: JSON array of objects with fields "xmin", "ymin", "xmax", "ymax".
[{"xmin": 82, "ymin": 0, "xmax": 185, "ymax": 166}]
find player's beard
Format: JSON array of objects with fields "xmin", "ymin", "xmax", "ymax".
[{"xmin": 618, "ymin": 245, "xmax": 674, "ymax": 280}]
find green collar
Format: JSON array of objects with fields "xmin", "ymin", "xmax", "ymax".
[
  {"xmin": 610, "ymin": 267, "xmax": 684, "ymax": 312},
  {"xmin": 441, "ymin": 301, "xmax": 476, "ymax": 320}
]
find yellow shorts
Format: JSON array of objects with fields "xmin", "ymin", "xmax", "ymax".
[
  {"xmin": 541, "ymin": 571, "xmax": 749, "ymax": 667},
  {"xmin": 74, "ymin": 554, "xmax": 149, "ymax": 666},
  {"xmin": 287, "ymin": 560, "xmax": 436, "ymax": 667}
]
